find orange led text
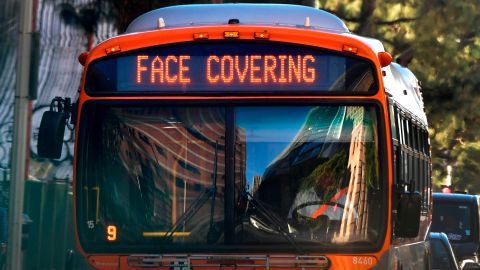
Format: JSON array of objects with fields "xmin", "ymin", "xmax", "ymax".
[
  {"xmin": 135, "ymin": 54, "xmax": 316, "ymax": 85},
  {"xmin": 137, "ymin": 55, "xmax": 191, "ymax": 84},
  {"xmin": 206, "ymin": 54, "xmax": 316, "ymax": 84}
]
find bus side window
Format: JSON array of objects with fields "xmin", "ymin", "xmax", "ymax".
[
  {"xmin": 397, "ymin": 110, "xmax": 404, "ymax": 145},
  {"xmin": 423, "ymin": 128, "xmax": 431, "ymax": 209},
  {"xmin": 404, "ymin": 123, "xmax": 409, "ymax": 188},
  {"xmin": 402, "ymin": 115, "xmax": 410, "ymax": 146},
  {"xmin": 413, "ymin": 124, "xmax": 423, "ymax": 210},
  {"xmin": 406, "ymin": 119, "xmax": 413, "ymax": 188},
  {"xmin": 408, "ymin": 119, "xmax": 414, "ymax": 147},
  {"xmin": 391, "ymin": 105, "xmax": 400, "ymax": 187},
  {"xmin": 412, "ymin": 124, "xmax": 416, "ymax": 151},
  {"xmin": 415, "ymin": 124, "xmax": 421, "ymax": 194},
  {"xmin": 389, "ymin": 103, "xmax": 398, "ymax": 141},
  {"xmin": 396, "ymin": 111, "xmax": 405, "ymax": 185},
  {"xmin": 409, "ymin": 120, "xmax": 416, "ymax": 191},
  {"xmin": 419, "ymin": 128, "xmax": 425, "ymax": 210},
  {"xmin": 418, "ymin": 128, "xmax": 424, "ymax": 154}
]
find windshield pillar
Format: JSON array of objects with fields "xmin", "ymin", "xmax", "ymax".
[{"xmin": 225, "ymin": 107, "xmax": 235, "ymax": 243}]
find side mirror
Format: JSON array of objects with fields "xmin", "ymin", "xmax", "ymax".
[
  {"xmin": 37, "ymin": 111, "xmax": 68, "ymax": 159},
  {"xmin": 394, "ymin": 191, "xmax": 421, "ymax": 238}
]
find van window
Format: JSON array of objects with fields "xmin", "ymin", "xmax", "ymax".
[{"xmin": 432, "ymin": 203, "xmax": 473, "ymax": 242}]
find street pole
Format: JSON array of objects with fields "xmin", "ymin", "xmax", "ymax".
[{"xmin": 7, "ymin": 0, "xmax": 35, "ymax": 267}]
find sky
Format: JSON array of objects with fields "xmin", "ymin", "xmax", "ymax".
[{"xmin": 235, "ymin": 106, "xmax": 312, "ymax": 188}]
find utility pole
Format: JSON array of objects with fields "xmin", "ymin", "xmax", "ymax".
[
  {"xmin": 446, "ymin": 165, "xmax": 452, "ymax": 186},
  {"xmin": 7, "ymin": 0, "xmax": 36, "ymax": 267}
]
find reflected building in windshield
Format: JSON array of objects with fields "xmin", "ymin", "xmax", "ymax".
[
  {"xmin": 335, "ymin": 107, "xmax": 375, "ymax": 243},
  {"xmin": 97, "ymin": 107, "xmax": 245, "ymax": 243},
  {"xmin": 79, "ymin": 104, "xmax": 382, "ymax": 248},
  {"xmin": 253, "ymin": 106, "xmax": 379, "ymax": 243}
]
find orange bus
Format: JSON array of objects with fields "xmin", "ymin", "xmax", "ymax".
[{"xmin": 38, "ymin": 4, "xmax": 432, "ymax": 269}]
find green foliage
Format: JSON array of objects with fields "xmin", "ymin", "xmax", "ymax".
[
  {"xmin": 300, "ymin": 150, "xmax": 348, "ymax": 202},
  {"xmin": 319, "ymin": 0, "xmax": 480, "ymax": 193},
  {"xmin": 412, "ymin": 1, "xmax": 480, "ymax": 193}
]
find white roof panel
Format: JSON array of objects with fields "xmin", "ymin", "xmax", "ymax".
[{"xmin": 125, "ymin": 4, "xmax": 350, "ymax": 34}]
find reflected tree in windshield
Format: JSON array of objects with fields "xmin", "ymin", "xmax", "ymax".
[{"xmin": 236, "ymin": 106, "xmax": 382, "ymax": 245}]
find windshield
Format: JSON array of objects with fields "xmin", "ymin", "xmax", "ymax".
[
  {"xmin": 432, "ymin": 202, "xmax": 474, "ymax": 242},
  {"xmin": 77, "ymin": 104, "xmax": 385, "ymax": 252}
]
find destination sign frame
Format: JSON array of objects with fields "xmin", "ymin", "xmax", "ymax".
[{"xmin": 85, "ymin": 41, "xmax": 378, "ymax": 95}]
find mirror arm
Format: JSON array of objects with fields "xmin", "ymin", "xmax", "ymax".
[
  {"xmin": 396, "ymin": 180, "xmax": 416, "ymax": 195},
  {"xmin": 70, "ymin": 101, "xmax": 78, "ymax": 126},
  {"xmin": 49, "ymin": 96, "xmax": 77, "ymax": 128}
]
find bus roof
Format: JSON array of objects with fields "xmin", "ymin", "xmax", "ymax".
[
  {"xmin": 125, "ymin": 4, "xmax": 350, "ymax": 34},
  {"xmin": 384, "ymin": 62, "xmax": 427, "ymax": 125}
]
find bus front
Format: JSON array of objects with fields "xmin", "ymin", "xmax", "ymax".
[{"xmin": 74, "ymin": 4, "xmax": 391, "ymax": 269}]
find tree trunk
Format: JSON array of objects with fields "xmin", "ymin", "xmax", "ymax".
[{"xmin": 356, "ymin": 0, "xmax": 376, "ymax": 36}]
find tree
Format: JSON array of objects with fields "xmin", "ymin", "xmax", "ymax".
[{"xmin": 319, "ymin": 0, "xmax": 480, "ymax": 193}]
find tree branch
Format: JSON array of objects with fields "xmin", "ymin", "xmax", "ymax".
[
  {"xmin": 396, "ymin": 47, "xmax": 414, "ymax": 67},
  {"xmin": 376, "ymin": 17, "xmax": 418, "ymax": 25},
  {"xmin": 322, "ymin": 8, "xmax": 418, "ymax": 25},
  {"xmin": 321, "ymin": 8, "xmax": 361, "ymax": 23}
]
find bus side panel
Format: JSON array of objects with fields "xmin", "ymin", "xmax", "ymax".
[
  {"xmin": 396, "ymin": 242, "xmax": 429, "ymax": 270},
  {"xmin": 372, "ymin": 242, "xmax": 429, "ymax": 270}
]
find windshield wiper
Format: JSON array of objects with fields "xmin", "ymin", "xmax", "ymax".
[
  {"xmin": 207, "ymin": 142, "xmax": 221, "ymax": 243},
  {"xmin": 241, "ymin": 190, "xmax": 304, "ymax": 254},
  {"xmin": 163, "ymin": 142, "xmax": 219, "ymax": 241},
  {"xmin": 162, "ymin": 185, "xmax": 216, "ymax": 240}
]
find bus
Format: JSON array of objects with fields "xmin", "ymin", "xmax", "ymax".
[{"xmin": 37, "ymin": 4, "xmax": 432, "ymax": 269}]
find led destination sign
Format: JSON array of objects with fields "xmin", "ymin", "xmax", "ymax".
[
  {"xmin": 86, "ymin": 42, "xmax": 377, "ymax": 94},
  {"xmin": 135, "ymin": 54, "xmax": 316, "ymax": 84}
]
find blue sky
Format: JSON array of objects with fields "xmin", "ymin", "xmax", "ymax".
[{"xmin": 235, "ymin": 107, "xmax": 312, "ymax": 189}]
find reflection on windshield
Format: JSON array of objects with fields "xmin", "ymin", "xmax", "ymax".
[
  {"xmin": 432, "ymin": 203, "xmax": 473, "ymax": 242},
  {"xmin": 78, "ymin": 105, "xmax": 384, "ymax": 251},
  {"xmin": 236, "ymin": 106, "xmax": 382, "ymax": 245},
  {"xmin": 79, "ymin": 107, "xmax": 227, "ymax": 246}
]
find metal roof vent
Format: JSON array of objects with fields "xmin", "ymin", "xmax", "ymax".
[
  {"xmin": 157, "ymin": 18, "xmax": 165, "ymax": 29},
  {"xmin": 304, "ymin": 17, "xmax": 311, "ymax": 27}
]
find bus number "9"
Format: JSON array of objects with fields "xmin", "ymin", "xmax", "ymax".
[
  {"xmin": 107, "ymin": 225, "xmax": 117, "ymax": 241},
  {"xmin": 352, "ymin": 256, "xmax": 374, "ymax": 265}
]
